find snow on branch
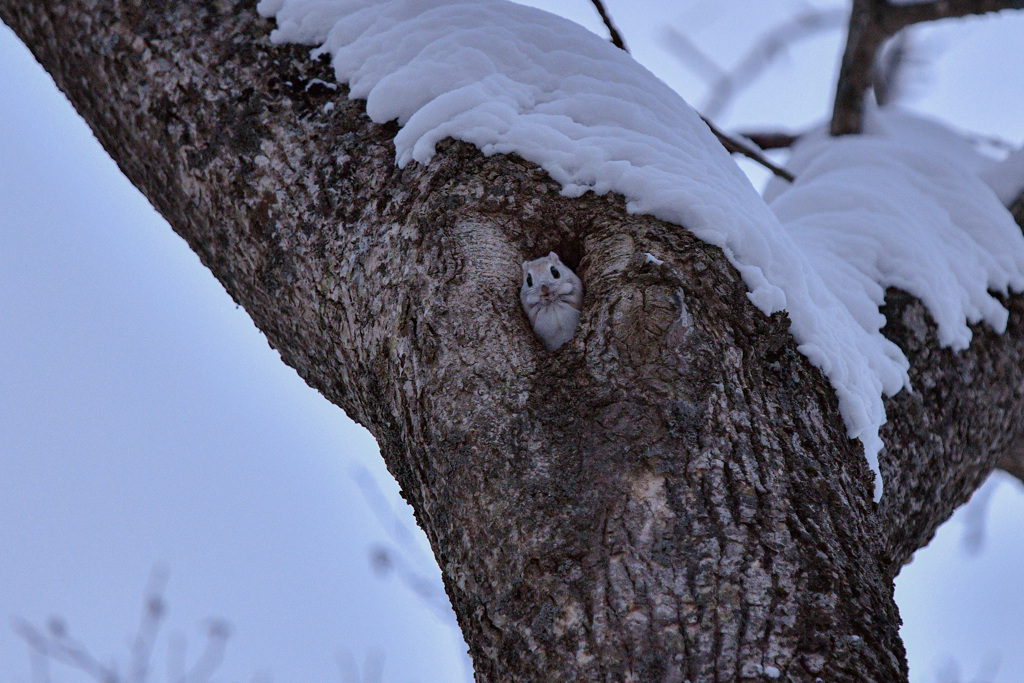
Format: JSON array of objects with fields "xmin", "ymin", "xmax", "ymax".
[
  {"xmin": 257, "ymin": 0, "xmax": 1024, "ymax": 500},
  {"xmin": 887, "ymin": 0, "xmax": 1024, "ymax": 29}
]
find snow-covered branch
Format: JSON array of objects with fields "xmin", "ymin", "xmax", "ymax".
[
  {"xmin": 261, "ymin": 0, "xmax": 1024, "ymax": 500},
  {"xmin": 889, "ymin": 0, "xmax": 1024, "ymax": 30}
]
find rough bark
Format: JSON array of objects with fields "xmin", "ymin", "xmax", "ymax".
[{"xmin": 3, "ymin": 1, "xmax": 1024, "ymax": 681}]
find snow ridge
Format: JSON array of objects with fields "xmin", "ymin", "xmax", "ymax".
[{"xmin": 257, "ymin": 0, "xmax": 1024, "ymax": 500}]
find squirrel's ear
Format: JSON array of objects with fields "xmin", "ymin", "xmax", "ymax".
[
  {"xmin": 521, "ymin": 261, "xmax": 529, "ymax": 273},
  {"xmin": 548, "ymin": 251, "xmax": 560, "ymax": 262}
]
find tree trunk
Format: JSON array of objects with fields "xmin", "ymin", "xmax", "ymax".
[{"xmin": 3, "ymin": 2, "xmax": 1023, "ymax": 681}]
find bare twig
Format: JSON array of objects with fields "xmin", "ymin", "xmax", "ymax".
[
  {"xmin": 352, "ymin": 466, "xmax": 474, "ymax": 683},
  {"xmin": 736, "ymin": 130, "xmax": 800, "ymax": 151},
  {"xmin": 353, "ymin": 468, "xmax": 460, "ymax": 627},
  {"xmin": 701, "ymin": 8, "xmax": 847, "ymax": 119},
  {"xmin": 180, "ymin": 620, "xmax": 231, "ymax": 682},
  {"xmin": 13, "ymin": 617, "xmax": 117, "ymax": 682},
  {"xmin": 591, "ymin": 5, "xmax": 797, "ymax": 179},
  {"xmin": 659, "ymin": 9, "xmax": 846, "ymax": 119},
  {"xmin": 128, "ymin": 566, "xmax": 169, "ymax": 683},
  {"xmin": 13, "ymin": 568, "xmax": 233, "ymax": 683},
  {"xmin": 659, "ymin": 26, "xmax": 724, "ymax": 82},
  {"xmin": 958, "ymin": 475, "xmax": 1000, "ymax": 555},
  {"xmin": 588, "ymin": 0, "xmax": 628, "ymax": 52},
  {"xmin": 702, "ymin": 117, "xmax": 795, "ymax": 182},
  {"xmin": 832, "ymin": 0, "xmax": 1024, "ymax": 136},
  {"xmin": 658, "ymin": 7, "xmax": 847, "ymax": 178}
]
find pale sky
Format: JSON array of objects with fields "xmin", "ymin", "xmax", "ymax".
[{"xmin": 2, "ymin": 2, "xmax": 1024, "ymax": 681}]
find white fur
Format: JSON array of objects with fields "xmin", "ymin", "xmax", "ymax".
[{"xmin": 520, "ymin": 252, "xmax": 583, "ymax": 351}]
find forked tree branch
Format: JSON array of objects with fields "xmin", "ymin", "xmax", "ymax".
[
  {"xmin": 692, "ymin": 8, "xmax": 847, "ymax": 120},
  {"xmin": 591, "ymin": 1, "xmax": 796, "ymax": 181},
  {"xmin": 12, "ymin": 618, "xmax": 117, "ymax": 681},
  {"xmin": 13, "ymin": 567, "xmax": 230, "ymax": 682},
  {"xmin": 831, "ymin": 0, "xmax": 1024, "ymax": 136},
  {"xmin": 657, "ymin": 6, "xmax": 847, "ymax": 176}
]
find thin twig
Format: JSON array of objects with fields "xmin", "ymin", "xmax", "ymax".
[
  {"xmin": 702, "ymin": 8, "xmax": 847, "ymax": 119},
  {"xmin": 337, "ymin": 650, "xmax": 386, "ymax": 683},
  {"xmin": 659, "ymin": 9, "xmax": 846, "ymax": 119},
  {"xmin": 659, "ymin": 26, "xmax": 724, "ymax": 82},
  {"xmin": 737, "ymin": 131, "xmax": 800, "ymax": 150},
  {"xmin": 13, "ymin": 568, "xmax": 232, "ymax": 683},
  {"xmin": 182, "ymin": 620, "xmax": 231, "ymax": 681},
  {"xmin": 588, "ymin": 0, "xmax": 628, "ymax": 52},
  {"xmin": 13, "ymin": 618, "xmax": 117, "ymax": 682},
  {"xmin": 128, "ymin": 567, "xmax": 169, "ymax": 683},
  {"xmin": 702, "ymin": 117, "xmax": 795, "ymax": 182},
  {"xmin": 354, "ymin": 468, "xmax": 461, "ymax": 627}
]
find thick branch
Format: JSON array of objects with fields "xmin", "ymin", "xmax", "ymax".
[
  {"xmin": 889, "ymin": 0, "xmax": 1024, "ymax": 28},
  {"xmin": 832, "ymin": 0, "xmax": 1024, "ymax": 135},
  {"xmin": 831, "ymin": 0, "xmax": 890, "ymax": 137},
  {"xmin": 996, "ymin": 442, "xmax": 1024, "ymax": 485},
  {"xmin": 3, "ymin": 2, "xmax": 1023, "ymax": 681}
]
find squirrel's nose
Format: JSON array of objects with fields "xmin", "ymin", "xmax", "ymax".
[{"xmin": 540, "ymin": 284, "xmax": 551, "ymax": 294}]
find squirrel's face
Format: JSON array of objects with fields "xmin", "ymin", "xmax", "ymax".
[{"xmin": 520, "ymin": 253, "xmax": 579, "ymax": 307}]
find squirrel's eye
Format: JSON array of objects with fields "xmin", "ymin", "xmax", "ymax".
[
  {"xmin": 551, "ymin": 266, "xmax": 560, "ymax": 279},
  {"xmin": 526, "ymin": 274, "xmax": 533, "ymax": 287}
]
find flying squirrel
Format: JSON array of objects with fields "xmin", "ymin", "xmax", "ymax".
[{"xmin": 520, "ymin": 252, "xmax": 583, "ymax": 351}]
